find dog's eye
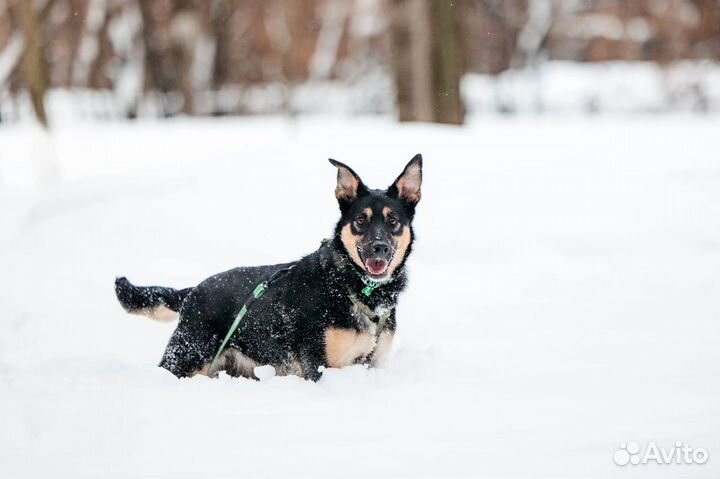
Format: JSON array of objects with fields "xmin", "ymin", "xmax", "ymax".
[
  {"xmin": 355, "ymin": 216, "xmax": 366, "ymax": 226},
  {"xmin": 387, "ymin": 216, "xmax": 398, "ymax": 226}
]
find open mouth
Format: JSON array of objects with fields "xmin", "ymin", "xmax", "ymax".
[{"xmin": 364, "ymin": 258, "xmax": 389, "ymax": 277}]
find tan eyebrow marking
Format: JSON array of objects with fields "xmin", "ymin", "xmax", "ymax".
[
  {"xmin": 363, "ymin": 207, "xmax": 373, "ymax": 219},
  {"xmin": 382, "ymin": 206, "xmax": 393, "ymax": 219}
]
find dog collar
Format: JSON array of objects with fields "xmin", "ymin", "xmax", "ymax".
[{"xmin": 356, "ymin": 271, "xmax": 393, "ymax": 297}]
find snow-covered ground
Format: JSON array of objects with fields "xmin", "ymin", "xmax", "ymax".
[
  {"xmin": 465, "ymin": 61, "xmax": 720, "ymax": 114},
  {"xmin": 1, "ymin": 115, "xmax": 719, "ymax": 478}
]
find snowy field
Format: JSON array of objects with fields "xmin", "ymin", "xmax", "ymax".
[{"xmin": 1, "ymin": 115, "xmax": 719, "ymax": 478}]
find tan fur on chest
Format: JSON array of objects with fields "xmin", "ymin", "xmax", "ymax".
[{"xmin": 324, "ymin": 327, "xmax": 377, "ymax": 368}]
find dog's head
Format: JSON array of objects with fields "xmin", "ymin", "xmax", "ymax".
[{"xmin": 330, "ymin": 154, "xmax": 422, "ymax": 281}]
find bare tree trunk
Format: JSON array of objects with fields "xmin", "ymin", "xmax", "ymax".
[
  {"xmin": 138, "ymin": 0, "xmax": 173, "ymax": 116},
  {"xmin": 390, "ymin": 0, "xmax": 465, "ymax": 124},
  {"xmin": 309, "ymin": 0, "xmax": 351, "ymax": 81},
  {"xmin": 88, "ymin": 11, "xmax": 114, "ymax": 89},
  {"xmin": 170, "ymin": 10, "xmax": 201, "ymax": 116},
  {"xmin": 210, "ymin": 0, "xmax": 236, "ymax": 89},
  {"xmin": 511, "ymin": 0, "xmax": 554, "ymax": 113},
  {"xmin": 390, "ymin": 0, "xmax": 432, "ymax": 122},
  {"xmin": 12, "ymin": 0, "xmax": 49, "ymax": 127},
  {"xmin": 430, "ymin": 0, "xmax": 465, "ymax": 124}
]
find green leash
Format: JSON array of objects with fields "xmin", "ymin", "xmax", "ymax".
[
  {"xmin": 209, "ymin": 265, "xmax": 294, "ymax": 372},
  {"xmin": 209, "ymin": 240, "xmax": 395, "ymax": 373}
]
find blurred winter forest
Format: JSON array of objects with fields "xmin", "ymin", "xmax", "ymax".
[{"xmin": 1, "ymin": 0, "xmax": 719, "ymax": 126}]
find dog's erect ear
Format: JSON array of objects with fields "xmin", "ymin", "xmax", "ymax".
[
  {"xmin": 329, "ymin": 159, "xmax": 366, "ymax": 203},
  {"xmin": 388, "ymin": 154, "xmax": 423, "ymax": 205}
]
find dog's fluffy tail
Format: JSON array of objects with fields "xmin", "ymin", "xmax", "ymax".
[{"xmin": 114, "ymin": 277, "xmax": 193, "ymax": 322}]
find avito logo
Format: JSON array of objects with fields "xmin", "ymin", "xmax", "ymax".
[{"xmin": 614, "ymin": 441, "xmax": 708, "ymax": 466}]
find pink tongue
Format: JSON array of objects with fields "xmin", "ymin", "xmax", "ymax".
[{"xmin": 366, "ymin": 259, "xmax": 388, "ymax": 276}]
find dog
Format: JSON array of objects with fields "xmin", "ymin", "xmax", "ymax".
[{"xmin": 115, "ymin": 154, "xmax": 422, "ymax": 381}]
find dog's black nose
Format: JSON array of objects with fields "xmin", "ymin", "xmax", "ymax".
[{"xmin": 371, "ymin": 241, "xmax": 390, "ymax": 255}]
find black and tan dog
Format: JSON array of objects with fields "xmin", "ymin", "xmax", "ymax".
[{"xmin": 115, "ymin": 155, "xmax": 422, "ymax": 381}]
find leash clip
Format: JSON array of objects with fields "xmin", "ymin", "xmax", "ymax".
[{"xmin": 254, "ymin": 282, "xmax": 269, "ymax": 299}]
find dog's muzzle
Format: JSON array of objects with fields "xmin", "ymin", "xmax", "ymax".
[{"xmin": 360, "ymin": 240, "xmax": 393, "ymax": 278}]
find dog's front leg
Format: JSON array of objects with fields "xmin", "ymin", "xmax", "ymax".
[
  {"xmin": 300, "ymin": 345, "xmax": 326, "ymax": 382},
  {"xmin": 304, "ymin": 366, "xmax": 323, "ymax": 382}
]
